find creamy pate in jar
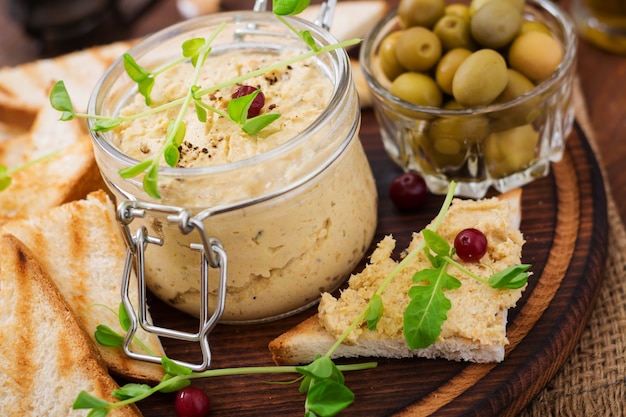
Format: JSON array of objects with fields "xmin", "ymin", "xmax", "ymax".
[{"xmin": 89, "ymin": 11, "xmax": 378, "ymax": 322}]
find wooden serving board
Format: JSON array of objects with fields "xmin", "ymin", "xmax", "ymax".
[{"xmin": 132, "ymin": 110, "xmax": 608, "ymax": 416}]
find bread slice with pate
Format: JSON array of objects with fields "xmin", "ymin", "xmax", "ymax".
[
  {"xmin": 269, "ymin": 189, "xmax": 525, "ymax": 365},
  {"xmin": 0, "ymin": 234, "xmax": 142, "ymax": 417},
  {"xmin": 0, "ymin": 190, "xmax": 166, "ymax": 382}
]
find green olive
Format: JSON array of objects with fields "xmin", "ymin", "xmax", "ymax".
[
  {"xmin": 390, "ymin": 72, "xmax": 443, "ymax": 107},
  {"xmin": 492, "ymin": 69, "xmax": 539, "ymax": 131},
  {"xmin": 508, "ymin": 31, "xmax": 564, "ymax": 82},
  {"xmin": 433, "ymin": 15, "xmax": 476, "ymax": 51},
  {"xmin": 452, "ymin": 49, "xmax": 508, "ymax": 107},
  {"xmin": 435, "ymin": 48, "xmax": 472, "ymax": 95},
  {"xmin": 445, "ymin": 4, "xmax": 470, "ymax": 21},
  {"xmin": 398, "ymin": 0, "xmax": 446, "ymax": 29},
  {"xmin": 470, "ymin": 1, "xmax": 522, "ymax": 49},
  {"xmin": 378, "ymin": 31, "xmax": 406, "ymax": 82},
  {"xmin": 484, "ymin": 124, "xmax": 540, "ymax": 178},
  {"xmin": 395, "ymin": 27, "xmax": 442, "ymax": 72},
  {"xmin": 469, "ymin": 0, "xmax": 524, "ymax": 15},
  {"xmin": 429, "ymin": 115, "xmax": 491, "ymax": 147}
]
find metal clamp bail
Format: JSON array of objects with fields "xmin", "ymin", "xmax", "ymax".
[
  {"xmin": 253, "ymin": 0, "xmax": 337, "ymax": 30},
  {"xmin": 117, "ymin": 200, "xmax": 228, "ymax": 372}
]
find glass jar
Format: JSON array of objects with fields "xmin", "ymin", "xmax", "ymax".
[
  {"xmin": 360, "ymin": 0, "xmax": 577, "ymax": 199},
  {"xmin": 88, "ymin": 11, "xmax": 378, "ymax": 323},
  {"xmin": 571, "ymin": 0, "xmax": 626, "ymax": 54}
]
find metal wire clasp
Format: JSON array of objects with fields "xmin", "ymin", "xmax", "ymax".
[
  {"xmin": 116, "ymin": 200, "xmax": 228, "ymax": 372},
  {"xmin": 253, "ymin": 0, "xmax": 337, "ymax": 30}
]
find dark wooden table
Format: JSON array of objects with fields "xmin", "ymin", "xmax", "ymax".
[
  {"xmin": 1, "ymin": 0, "xmax": 624, "ymax": 222},
  {"xmin": 0, "ymin": 0, "xmax": 620, "ymax": 415}
]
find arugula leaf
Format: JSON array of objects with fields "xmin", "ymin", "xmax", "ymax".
[
  {"xmin": 488, "ymin": 264, "xmax": 531, "ymax": 289},
  {"xmin": 403, "ymin": 267, "xmax": 461, "ymax": 349}
]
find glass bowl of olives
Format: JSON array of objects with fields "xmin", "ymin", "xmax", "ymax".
[{"xmin": 360, "ymin": 0, "xmax": 577, "ymax": 198}]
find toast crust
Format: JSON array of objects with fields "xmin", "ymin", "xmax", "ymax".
[
  {"xmin": 1, "ymin": 191, "xmax": 165, "ymax": 382},
  {"xmin": 0, "ymin": 234, "xmax": 142, "ymax": 416}
]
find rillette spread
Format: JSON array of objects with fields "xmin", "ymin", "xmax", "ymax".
[{"xmin": 109, "ymin": 48, "xmax": 378, "ymax": 322}]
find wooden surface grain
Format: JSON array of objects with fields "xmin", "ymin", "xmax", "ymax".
[{"xmin": 0, "ymin": 0, "xmax": 618, "ymax": 415}]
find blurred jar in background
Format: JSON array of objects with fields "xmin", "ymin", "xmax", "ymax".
[
  {"xmin": 571, "ymin": 0, "xmax": 626, "ymax": 54},
  {"xmin": 7, "ymin": 0, "xmax": 158, "ymax": 55}
]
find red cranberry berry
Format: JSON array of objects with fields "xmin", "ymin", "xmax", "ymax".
[
  {"xmin": 175, "ymin": 386, "xmax": 211, "ymax": 417},
  {"xmin": 454, "ymin": 228, "xmax": 488, "ymax": 262},
  {"xmin": 232, "ymin": 85, "xmax": 265, "ymax": 118},
  {"xmin": 389, "ymin": 172, "xmax": 428, "ymax": 210}
]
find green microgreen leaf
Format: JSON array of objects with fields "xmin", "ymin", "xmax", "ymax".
[
  {"xmin": 488, "ymin": 264, "xmax": 531, "ymax": 289},
  {"xmin": 273, "ymin": 0, "xmax": 311, "ymax": 15},
  {"xmin": 73, "ymin": 391, "xmax": 111, "ymax": 409},
  {"xmin": 118, "ymin": 159, "xmax": 153, "ymax": 179},
  {"xmin": 301, "ymin": 30, "xmax": 318, "ymax": 51},
  {"xmin": 112, "ymin": 383, "xmax": 152, "ymax": 400},
  {"xmin": 158, "ymin": 374, "xmax": 191, "ymax": 393},
  {"xmin": 365, "ymin": 294, "xmax": 383, "ymax": 331},
  {"xmin": 182, "ymin": 38, "xmax": 206, "ymax": 67},
  {"xmin": 162, "ymin": 356, "xmax": 193, "ymax": 376},
  {"xmin": 49, "ymin": 80, "xmax": 75, "ymax": 121},
  {"xmin": 123, "ymin": 53, "xmax": 154, "ymax": 105},
  {"xmin": 92, "ymin": 117, "xmax": 123, "ymax": 132},
  {"xmin": 0, "ymin": 165, "xmax": 11, "ymax": 191},
  {"xmin": 306, "ymin": 380, "xmax": 354, "ymax": 417},
  {"xmin": 242, "ymin": 113, "xmax": 281, "ymax": 135},
  {"xmin": 403, "ymin": 267, "xmax": 461, "ymax": 349},
  {"xmin": 163, "ymin": 145, "xmax": 180, "ymax": 167},
  {"xmin": 118, "ymin": 302, "xmax": 131, "ymax": 332},
  {"xmin": 87, "ymin": 408, "xmax": 110, "ymax": 417},
  {"xmin": 94, "ymin": 325, "xmax": 125, "ymax": 347},
  {"xmin": 143, "ymin": 163, "xmax": 161, "ymax": 199},
  {"xmin": 297, "ymin": 355, "xmax": 334, "ymax": 381},
  {"xmin": 227, "ymin": 90, "xmax": 260, "ymax": 125}
]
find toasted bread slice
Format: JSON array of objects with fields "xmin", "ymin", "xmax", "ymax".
[
  {"xmin": 0, "ymin": 137, "xmax": 104, "ymax": 224},
  {"xmin": 0, "ymin": 40, "xmax": 132, "ymax": 130},
  {"xmin": 269, "ymin": 189, "xmax": 525, "ymax": 365},
  {"xmin": 0, "ymin": 234, "xmax": 142, "ymax": 416},
  {"xmin": 0, "ymin": 191, "xmax": 166, "ymax": 382}
]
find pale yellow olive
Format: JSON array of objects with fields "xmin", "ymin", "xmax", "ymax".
[
  {"xmin": 484, "ymin": 124, "xmax": 540, "ymax": 177},
  {"xmin": 508, "ymin": 31, "xmax": 564, "ymax": 82},
  {"xmin": 470, "ymin": 1, "xmax": 522, "ymax": 49},
  {"xmin": 398, "ymin": 0, "xmax": 446, "ymax": 29},
  {"xmin": 435, "ymin": 48, "xmax": 472, "ymax": 95},
  {"xmin": 519, "ymin": 20, "xmax": 552, "ymax": 36},
  {"xmin": 452, "ymin": 49, "xmax": 508, "ymax": 107},
  {"xmin": 390, "ymin": 72, "xmax": 443, "ymax": 107},
  {"xmin": 428, "ymin": 115, "xmax": 491, "ymax": 147},
  {"xmin": 378, "ymin": 31, "xmax": 406, "ymax": 82}
]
